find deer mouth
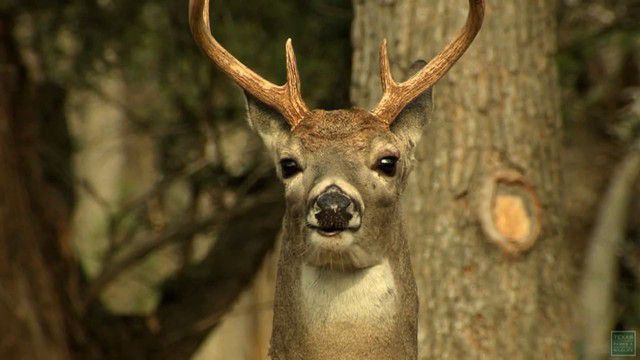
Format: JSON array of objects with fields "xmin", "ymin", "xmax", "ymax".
[
  {"xmin": 306, "ymin": 222, "xmax": 359, "ymax": 259},
  {"xmin": 304, "ymin": 232, "xmax": 380, "ymax": 270},
  {"xmin": 308, "ymin": 229, "xmax": 354, "ymax": 250},
  {"xmin": 307, "ymin": 222, "xmax": 361, "ymax": 238},
  {"xmin": 311, "ymin": 228, "xmax": 341, "ymax": 237},
  {"xmin": 307, "ymin": 223, "xmax": 356, "ymax": 237},
  {"xmin": 305, "ymin": 213, "xmax": 376, "ymax": 270}
]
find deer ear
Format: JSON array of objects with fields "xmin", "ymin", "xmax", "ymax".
[
  {"xmin": 244, "ymin": 92, "xmax": 291, "ymax": 149},
  {"xmin": 390, "ymin": 60, "xmax": 433, "ymax": 147}
]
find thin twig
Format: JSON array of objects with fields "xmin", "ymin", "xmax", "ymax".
[
  {"xmin": 81, "ymin": 189, "xmax": 280, "ymax": 313},
  {"xmin": 77, "ymin": 177, "xmax": 114, "ymax": 213},
  {"xmin": 104, "ymin": 159, "xmax": 213, "ymax": 258}
]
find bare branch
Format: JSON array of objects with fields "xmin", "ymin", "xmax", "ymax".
[
  {"xmin": 581, "ymin": 137, "xmax": 640, "ymax": 360},
  {"xmin": 82, "ymin": 188, "xmax": 280, "ymax": 310}
]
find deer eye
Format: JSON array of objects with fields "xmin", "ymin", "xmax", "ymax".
[
  {"xmin": 376, "ymin": 156, "xmax": 399, "ymax": 177},
  {"xmin": 280, "ymin": 158, "xmax": 302, "ymax": 179}
]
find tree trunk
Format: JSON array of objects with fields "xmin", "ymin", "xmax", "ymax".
[
  {"xmin": 352, "ymin": 1, "xmax": 575, "ymax": 358},
  {"xmin": 0, "ymin": 13, "xmax": 73, "ymax": 360}
]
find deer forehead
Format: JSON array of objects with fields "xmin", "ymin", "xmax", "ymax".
[{"xmin": 292, "ymin": 108, "xmax": 391, "ymax": 151}]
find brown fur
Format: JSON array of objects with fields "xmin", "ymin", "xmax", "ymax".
[{"xmin": 294, "ymin": 109, "xmax": 389, "ymax": 151}]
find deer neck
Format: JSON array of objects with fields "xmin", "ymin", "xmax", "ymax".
[{"xmin": 269, "ymin": 213, "xmax": 418, "ymax": 360}]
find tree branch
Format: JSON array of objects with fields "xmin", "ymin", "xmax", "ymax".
[{"xmin": 581, "ymin": 137, "xmax": 640, "ymax": 360}]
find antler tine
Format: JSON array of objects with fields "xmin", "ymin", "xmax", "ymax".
[
  {"xmin": 284, "ymin": 39, "xmax": 309, "ymax": 126},
  {"xmin": 189, "ymin": 0, "xmax": 310, "ymax": 127},
  {"xmin": 373, "ymin": 0, "xmax": 485, "ymax": 124},
  {"xmin": 379, "ymin": 39, "xmax": 397, "ymax": 94}
]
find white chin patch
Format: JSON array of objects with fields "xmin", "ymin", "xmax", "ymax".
[{"xmin": 308, "ymin": 231, "xmax": 354, "ymax": 251}]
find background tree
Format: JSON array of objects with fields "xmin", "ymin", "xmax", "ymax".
[{"xmin": 351, "ymin": 0, "xmax": 575, "ymax": 357}]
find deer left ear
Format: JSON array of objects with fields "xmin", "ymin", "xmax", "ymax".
[{"xmin": 390, "ymin": 60, "xmax": 433, "ymax": 147}]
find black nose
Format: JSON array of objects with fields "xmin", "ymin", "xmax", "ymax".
[
  {"xmin": 317, "ymin": 188, "xmax": 351, "ymax": 213},
  {"xmin": 314, "ymin": 186, "xmax": 354, "ymax": 232}
]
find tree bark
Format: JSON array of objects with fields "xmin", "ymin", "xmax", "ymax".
[
  {"xmin": 0, "ymin": 13, "xmax": 73, "ymax": 360},
  {"xmin": 352, "ymin": 1, "xmax": 575, "ymax": 358}
]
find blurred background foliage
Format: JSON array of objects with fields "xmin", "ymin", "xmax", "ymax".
[
  {"xmin": 558, "ymin": 0, "xmax": 640, "ymax": 141},
  {"xmin": 557, "ymin": 0, "xmax": 640, "ymax": 333},
  {"xmin": 11, "ymin": 0, "xmax": 352, "ymax": 175},
  {"xmin": 1, "ymin": 0, "xmax": 639, "ymax": 357},
  {"xmin": 4, "ymin": 0, "xmax": 353, "ymax": 314}
]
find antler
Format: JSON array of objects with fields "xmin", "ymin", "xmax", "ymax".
[
  {"xmin": 189, "ymin": 0, "xmax": 310, "ymax": 127},
  {"xmin": 373, "ymin": 0, "xmax": 485, "ymax": 124}
]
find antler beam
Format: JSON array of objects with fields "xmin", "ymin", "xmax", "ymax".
[
  {"xmin": 189, "ymin": 0, "xmax": 310, "ymax": 127},
  {"xmin": 373, "ymin": 0, "xmax": 485, "ymax": 125}
]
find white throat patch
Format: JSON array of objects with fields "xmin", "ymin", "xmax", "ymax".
[{"xmin": 300, "ymin": 260, "xmax": 397, "ymax": 327}]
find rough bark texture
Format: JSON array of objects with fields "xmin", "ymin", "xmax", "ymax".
[{"xmin": 352, "ymin": 1, "xmax": 575, "ymax": 358}]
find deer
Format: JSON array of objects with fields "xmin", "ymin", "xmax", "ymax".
[{"xmin": 189, "ymin": 0, "xmax": 484, "ymax": 358}]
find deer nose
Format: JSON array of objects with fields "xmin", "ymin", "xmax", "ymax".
[
  {"xmin": 317, "ymin": 189, "xmax": 351, "ymax": 213},
  {"xmin": 311, "ymin": 186, "xmax": 358, "ymax": 233}
]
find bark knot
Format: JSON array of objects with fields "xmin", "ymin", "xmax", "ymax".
[{"xmin": 477, "ymin": 169, "xmax": 542, "ymax": 256}]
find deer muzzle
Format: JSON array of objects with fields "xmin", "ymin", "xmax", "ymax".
[{"xmin": 307, "ymin": 185, "xmax": 361, "ymax": 236}]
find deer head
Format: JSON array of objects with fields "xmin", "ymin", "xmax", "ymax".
[{"xmin": 189, "ymin": 0, "xmax": 484, "ymax": 272}]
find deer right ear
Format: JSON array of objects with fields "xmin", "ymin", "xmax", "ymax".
[
  {"xmin": 389, "ymin": 60, "xmax": 433, "ymax": 148},
  {"xmin": 244, "ymin": 92, "xmax": 291, "ymax": 149}
]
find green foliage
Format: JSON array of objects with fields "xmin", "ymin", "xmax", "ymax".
[
  {"xmin": 558, "ymin": 0, "xmax": 640, "ymax": 139},
  {"xmin": 19, "ymin": 0, "xmax": 352, "ymax": 111},
  {"xmin": 17, "ymin": 0, "xmax": 352, "ymax": 179}
]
